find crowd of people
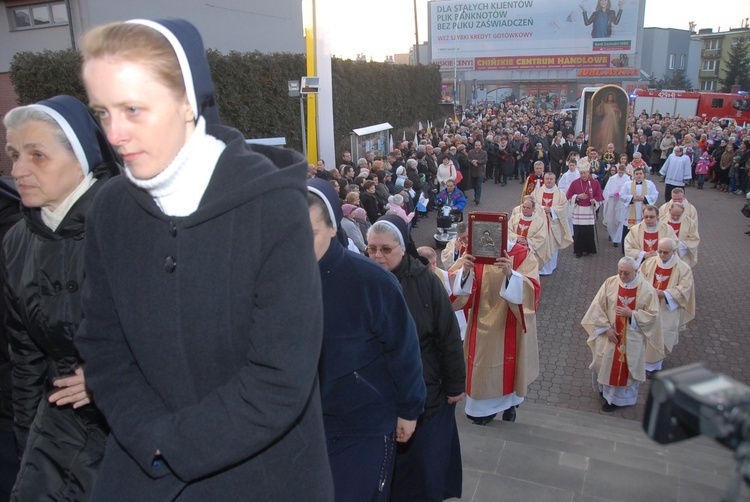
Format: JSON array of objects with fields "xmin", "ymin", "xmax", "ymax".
[
  {"xmin": 317, "ymin": 96, "xmax": 720, "ymax": 424},
  {"xmin": 0, "ymin": 14, "xmax": 740, "ymax": 500}
]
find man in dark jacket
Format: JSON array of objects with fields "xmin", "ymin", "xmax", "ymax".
[{"xmin": 549, "ymin": 136, "xmax": 567, "ymax": 178}]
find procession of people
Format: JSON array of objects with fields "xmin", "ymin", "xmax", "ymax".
[{"xmin": 0, "ymin": 15, "xmax": 735, "ymax": 496}]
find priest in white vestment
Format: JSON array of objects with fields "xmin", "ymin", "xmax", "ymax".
[
  {"xmin": 639, "ymin": 238, "xmax": 695, "ymax": 375},
  {"xmin": 624, "ymin": 205, "xmax": 678, "ymax": 266},
  {"xmin": 619, "ymin": 166, "xmax": 659, "ymax": 248},
  {"xmin": 532, "ymin": 172, "xmax": 573, "ymax": 275},
  {"xmin": 661, "ymin": 203, "xmax": 700, "ymax": 268},
  {"xmin": 602, "ymin": 164, "xmax": 631, "ymax": 247},
  {"xmin": 582, "ymin": 257, "xmax": 663, "ymax": 411}
]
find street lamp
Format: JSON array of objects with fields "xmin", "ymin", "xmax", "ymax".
[{"xmin": 453, "ymin": 7, "xmax": 468, "ymax": 105}]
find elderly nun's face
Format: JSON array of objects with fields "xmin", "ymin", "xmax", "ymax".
[
  {"xmin": 83, "ymin": 59, "xmax": 195, "ymax": 180},
  {"xmin": 366, "ymin": 231, "xmax": 404, "ymax": 272},
  {"xmin": 6, "ymin": 120, "xmax": 84, "ymax": 210},
  {"xmin": 309, "ymin": 204, "xmax": 336, "ymax": 262}
]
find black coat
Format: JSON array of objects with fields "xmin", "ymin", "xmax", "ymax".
[
  {"xmin": 549, "ymin": 143, "xmax": 566, "ymax": 173},
  {"xmin": 74, "ymin": 125, "xmax": 333, "ymax": 501},
  {"xmin": 3, "ymin": 162, "xmax": 118, "ymax": 499},
  {"xmin": 0, "ymin": 195, "xmax": 21, "ymax": 436},
  {"xmin": 390, "ymin": 255, "xmax": 465, "ymax": 422}
]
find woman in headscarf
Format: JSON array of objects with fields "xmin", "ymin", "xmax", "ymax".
[
  {"xmin": 3, "ymin": 95, "xmax": 120, "ymax": 500},
  {"xmin": 366, "ymin": 215, "xmax": 465, "ymax": 502},
  {"xmin": 73, "ymin": 19, "xmax": 332, "ymax": 500},
  {"xmin": 307, "ymin": 179, "xmax": 424, "ymax": 502}
]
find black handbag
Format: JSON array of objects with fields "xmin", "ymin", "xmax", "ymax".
[{"xmin": 741, "ymin": 202, "xmax": 750, "ymax": 218}]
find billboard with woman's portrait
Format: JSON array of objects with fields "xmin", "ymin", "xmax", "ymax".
[{"xmin": 588, "ymin": 85, "xmax": 628, "ymax": 155}]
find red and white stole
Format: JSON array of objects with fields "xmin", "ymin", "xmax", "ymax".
[
  {"xmin": 666, "ymin": 220, "xmax": 681, "ymax": 238},
  {"xmin": 609, "ymin": 285, "xmax": 637, "ymax": 386},
  {"xmin": 652, "ymin": 265, "xmax": 673, "ymax": 291},
  {"xmin": 516, "ymin": 217, "xmax": 531, "ymax": 239},
  {"xmin": 643, "ymin": 230, "xmax": 659, "ymax": 253},
  {"xmin": 542, "ymin": 191, "xmax": 554, "ymax": 229},
  {"xmin": 541, "ymin": 191, "xmax": 554, "ymax": 209}
]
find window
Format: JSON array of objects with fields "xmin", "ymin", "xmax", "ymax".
[
  {"xmin": 710, "ymin": 98, "xmax": 724, "ymax": 109},
  {"xmin": 701, "ymin": 81, "xmax": 716, "ymax": 91},
  {"xmin": 702, "ymin": 60, "xmax": 717, "ymax": 72},
  {"xmin": 8, "ymin": 2, "xmax": 68, "ymax": 31},
  {"xmin": 679, "ymin": 55, "xmax": 685, "ymax": 69},
  {"xmin": 704, "ymin": 39, "xmax": 720, "ymax": 50},
  {"xmin": 668, "ymin": 54, "xmax": 675, "ymax": 69}
]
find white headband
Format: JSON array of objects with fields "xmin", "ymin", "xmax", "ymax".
[
  {"xmin": 28, "ymin": 104, "xmax": 89, "ymax": 175},
  {"xmin": 126, "ymin": 19, "xmax": 198, "ymax": 119}
]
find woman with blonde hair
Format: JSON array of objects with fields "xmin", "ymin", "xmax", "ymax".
[{"xmin": 74, "ymin": 19, "xmax": 332, "ymax": 500}]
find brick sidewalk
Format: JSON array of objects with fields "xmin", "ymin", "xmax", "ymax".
[{"xmin": 411, "ymin": 174, "xmax": 750, "ymax": 421}]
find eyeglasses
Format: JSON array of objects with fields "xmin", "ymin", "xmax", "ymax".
[{"xmin": 366, "ymin": 244, "xmax": 400, "ymax": 255}]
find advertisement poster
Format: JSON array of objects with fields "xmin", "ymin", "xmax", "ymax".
[{"xmin": 430, "ymin": 0, "xmax": 641, "ymax": 70}]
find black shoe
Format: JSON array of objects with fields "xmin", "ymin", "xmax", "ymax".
[
  {"xmin": 575, "ymin": 253, "xmax": 582, "ymax": 258},
  {"xmin": 646, "ymin": 369, "xmax": 661, "ymax": 380},
  {"xmin": 613, "ymin": 243, "xmax": 619, "ymax": 248},
  {"xmin": 601, "ymin": 402, "xmax": 619, "ymax": 412},
  {"xmin": 502, "ymin": 407, "xmax": 517, "ymax": 422},
  {"xmin": 467, "ymin": 413, "xmax": 496, "ymax": 426},
  {"xmin": 475, "ymin": 200, "xmax": 480, "ymax": 205},
  {"xmin": 744, "ymin": 231, "xmax": 750, "ymax": 235},
  {"xmin": 500, "ymin": 182, "xmax": 507, "ymax": 187}
]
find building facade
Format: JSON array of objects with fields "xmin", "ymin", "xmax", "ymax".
[
  {"xmin": 641, "ymin": 27, "xmax": 700, "ymax": 89},
  {"xmin": 0, "ymin": 0, "xmax": 305, "ymax": 173},
  {"xmin": 692, "ymin": 25, "xmax": 750, "ymax": 91}
]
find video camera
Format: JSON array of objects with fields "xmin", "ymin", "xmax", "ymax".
[{"xmin": 643, "ymin": 363, "xmax": 750, "ymax": 501}]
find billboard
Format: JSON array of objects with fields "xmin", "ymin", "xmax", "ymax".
[{"xmin": 430, "ymin": 0, "xmax": 641, "ymax": 69}]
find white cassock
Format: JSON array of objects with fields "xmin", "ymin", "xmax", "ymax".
[
  {"xmin": 619, "ymin": 180, "xmax": 659, "ymax": 229},
  {"xmin": 602, "ymin": 173, "xmax": 631, "ymax": 243},
  {"xmin": 558, "ymin": 169, "xmax": 580, "ymax": 237},
  {"xmin": 434, "ymin": 267, "xmax": 468, "ymax": 341}
]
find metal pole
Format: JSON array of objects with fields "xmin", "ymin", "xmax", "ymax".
[
  {"xmin": 300, "ymin": 96, "xmax": 307, "ymax": 156},
  {"xmin": 65, "ymin": 0, "xmax": 76, "ymax": 50},
  {"xmin": 413, "ymin": 0, "xmax": 419, "ymax": 64}
]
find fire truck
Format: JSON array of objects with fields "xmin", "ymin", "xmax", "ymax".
[{"xmin": 633, "ymin": 89, "xmax": 750, "ymax": 124}]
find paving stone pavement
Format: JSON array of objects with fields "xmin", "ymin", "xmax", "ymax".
[
  {"xmin": 407, "ymin": 173, "xmax": 750, "ymax": 500},
  {"xmin": 411, "ymin": 173, "xmax": 750, "ymax": 420}
]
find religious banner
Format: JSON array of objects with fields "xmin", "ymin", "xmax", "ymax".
[
  {"xmin": 588, "ymin": 85, "xmax": 629, "ymax": 156},
  {"xmin": 467, "ymin": 211, "xmax": 508, "ymax": 264}
]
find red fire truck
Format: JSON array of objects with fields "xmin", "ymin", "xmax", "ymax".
[{"xmin": 633, "ymin": 89, "xmax": 750, "ymax": 124}]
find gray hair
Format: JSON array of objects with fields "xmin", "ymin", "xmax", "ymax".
[
  {"xmin": 456, "ymin": 221, "xmax": 468, "ymax": 233},
  {"xmin": 618, "ymin": 256, "xmax": 639, "ymax": 271},
  {"xmin": 406, "ymin": 158, "xmax": 417, "ymax": 168},
  {"xmin": 4, "ymin": 106, "xmax": 73, "ymax": 155}
]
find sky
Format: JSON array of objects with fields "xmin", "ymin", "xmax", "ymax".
[{"xmin": 327, "ymin": 0, "xmax": 750, "ymax": 62}]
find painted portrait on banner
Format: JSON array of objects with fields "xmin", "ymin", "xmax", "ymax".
[{"xmin": 588, "ymin": 85, "xmax": 628, "ymax": 155}]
